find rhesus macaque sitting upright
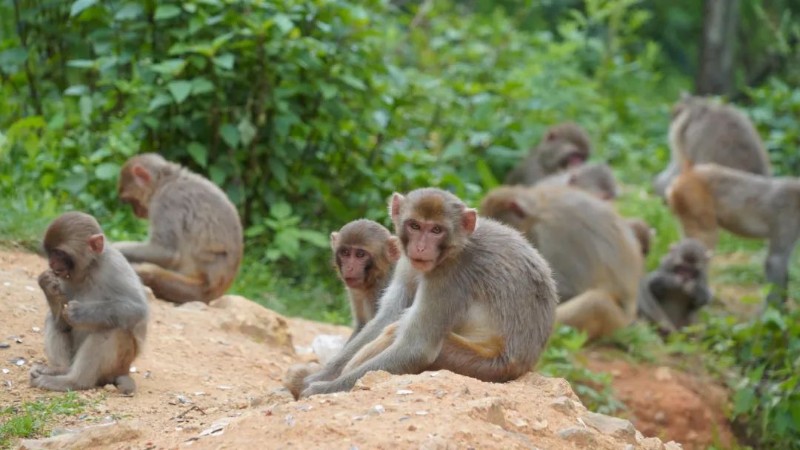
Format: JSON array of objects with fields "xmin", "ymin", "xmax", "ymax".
[
  {"xmin": 481, "ymin": 185, "xmax": 643, "ymax": 340},
  {"xmin": 32, "ymin": 212, "xmax": 148, "ymax": 395},
  {"xmin": 290, "ymin": 188, "xmax": 557, "ymax": 398},
  {"xmin": 114, "ymin": 153, "xmax": 243, "ymax": 304},
  {"xmin": 330, "ymin": 219, "xmax": 400, "ymax": 342},
  {"xmin": 637, "ymin": 238, "xmax": 712, "ymax": 333},
  {"xmin": 505, "ymin": 122, "xmax": 592, "ymax": 186},
  {"xmin": 653, "ymin": 94, "xmax": 771, "ymax": 198},
  {"xmin": 667, "ymin": 162, "xmax": 800, "ymax": 305}
]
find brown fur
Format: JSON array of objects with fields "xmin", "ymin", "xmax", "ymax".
[
  {"xmin": 667, "ymin": 163, "xmax": 800, "ymax": 305},
  {"xmin": 654, "ymin": 95, "xmax": 771, "ymax": 197},
  {"xmin": 506, "ymin": 123, "xmax": 592, "ymax": 186},
  {"xmin": 481, "ymin": 185, "xmax": 643, "ymax": 340},
  {"xmin": 295, "ymin": 188, "xmax": 557, "ymax": 397},
  {"xmin": 32, "ymin": 212, "xmax": 149, "ymax": 395},
  {"xmin": 114, "ymin": 153, "xmax": 243, "ymax": 304},
  {"xmin": 626, "ymin": 218, "xmax": 655, "ymax": 257}
]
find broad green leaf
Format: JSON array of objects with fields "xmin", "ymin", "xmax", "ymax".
[
  {"xmin": 67, "ymin": 59, "xmax": 95, "ymax": 69},
  {"xmin": 64, "ymin": 85, "xmax": 89, "ymax": 96},
  {"xmin": 296, "ymin": 229, "xmax": 329, "ymax": 248},
  {"xmin": 167, "ymin": 80, "xmax": 192, "ymax": 104},
  {"xmin": 150, "ymin": 59, "xmax": 186, "ymax": 75},
  {"xmin": 70, "ymin": 0, "xmax": 98, "ymax": 17},
  {"xmin": 154, "ymin": 5, "xmax": 181, "ymax": 20},
  {"xmin": 213, "ymin": 53, "xmax": 235, "ymax": 70},
  {"xmin": 94, "ymin": 162, "xmax": 119, "ymax": 180},
  {"xmin": 148, "ymin": 93, "xmax": 173, "ymax": 112},
  {"xmin": 237, "ymin": 118, "xmax": 257, "ymax": 146},
  {"xmin": 340, "ymin": 75, "xmax": 366, "ymax": 90},
  {"xmin": 114, "ymin": 3, "xmax": 142, "ymax": 20},
  {"xmin": 191, "ymin": 78, "xmax": 215, "ymax": 95},
  {"xmin": 273, "ymin": 14, "xmax": 294, "ymax": 34},
  {"xmin": 270, "ymin": 202, "xmax": 292, "ymax": 220},
  {"xmin": 187, "ymin": 142, "xmax": 208, "ymax": 168},
  {"xmin": 219, "ymin": 124, "xmax": 240, "ymax": 148},
  {"xmin": 0, "ymin": 48, "xmax": 28, "ymax": 74}
]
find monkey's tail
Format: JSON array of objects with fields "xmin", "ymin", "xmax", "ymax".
[{"xmin": 115, "ymin": 375, "xmax": 136, "ymax": 395}]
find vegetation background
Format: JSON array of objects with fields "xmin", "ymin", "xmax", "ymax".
[{"xmin": 1, "ymin": 0, "xmax": 799, "ymax": 448}]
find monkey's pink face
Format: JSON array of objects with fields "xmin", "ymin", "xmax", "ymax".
[
  {"xmin": 403, "ymin": 219, "xmax": 446, "ymax": 273},
  {"xmin": 336, "ymin": 246, "xmax": 371, "ymax": 288}
]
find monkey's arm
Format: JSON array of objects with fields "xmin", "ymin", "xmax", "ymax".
[
  {"xmin": 637, "ymin": 276, "xmax": 678, "ymax": 333},
  {"xmin": 303, "ymin": 288, "xmax": 455, "ymax": 396},
  {"xmin": 113, "ymin": 241, "xmax": 178, "ymax": 267},
  {"xmin": 688, "ymin": 278, "xmax": 712, "ymax": 309},
  {"xmin": 37, "ymin": 271, "xmax": 72, "ymax": 332},
  {"xmin": 304, "ymin": 276, "xmax": 415, "ymax": 384},
  {"xmin": 63, "ymin": 298, "xmax": 147, "ymax": 331}
]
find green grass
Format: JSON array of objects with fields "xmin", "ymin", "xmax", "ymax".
[{"xmin": 0, "ymin": 392, "xmax": 87, "ymax": 448}]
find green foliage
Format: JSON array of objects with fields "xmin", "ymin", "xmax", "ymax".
[
  {"xmin": 0, "ymin": 392, "xmax": 86, "ymax": 448},
  {"xmin": 747, "ymin": 79, "xmax": 800, "ymax": 176},
  {"xmin": 693, "ymin": 308, "xmax": 800, "ymax": 448},
  {"xmin": 539, "ymin": 326, "xmax": 624, "ymax": 414}
]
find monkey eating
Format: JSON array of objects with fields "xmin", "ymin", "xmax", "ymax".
[
  {"xmin": 653, "ymin": 94, "xmax": 771, "ymax": 197},
  {"xmin": 637, "ymin": 238, "xmax": 712, "ymax": 333},
  {"xmin": 331, "ymin": 219, "xmax": 401, "ymax": 341},
  {"xmin": 31, "ymin": 212, "xmax": 149, "ymax": 395},
  {"xmin": 505, "ymin": 122, "xmax": 592, "ymax": 186},
  {"xmin": 481, "ymin": 185, "xmax": 643, "ymax": 340},
  {"xmin": 667, "ymin": 162, "xmax": 799, "ymax": 305},
  {"xmin": 114, "ymin": 153, "xmax": 243, "ymax": 304},
  {"xmin": 292, "ymin": 188, "xmax": 557, "ymax": 398}
]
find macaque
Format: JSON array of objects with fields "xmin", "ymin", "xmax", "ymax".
[
  {"xmin": 653, "ymin": 94, "xmax": 771, "ymax": 197},
  {"xmin": 667, "ymin": 163, "xmax": 799, "ymax": 305},
  {"xmin": 292, "ymin": 188, "xmax": 557, "ymax": 398},
  {"xmin": 538, "ymin": 162, "xmax": 618, "ymax": 200},
  {"xmin": 114, "ymin": 153, "xmax": 243, "ymax": 304},
  {"xmin": 627, "ymin": 218, "xmax": 655, "ymax": 257},
  {"xmin": 506, "ymin": 122, "xmax": 592, "ymax": 186},
  {"xmin": 331, "ymin": 219, "xmax": 401, "ymax": 341},
  {"xmin": 481, "ymin": 185, "xmax": 643, "ymax": 340},
  {"xmin": 31, "ymin": 212, "xmax": 148, "ymax": 395},
  {"xmin": 637, "ymin": 238, "xmax": 712, "ymax": 332}
]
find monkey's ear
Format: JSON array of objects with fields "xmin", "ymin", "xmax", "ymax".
[
  {"xmin": 462, "ymin": 208, "xmax": 477, "ymax": 234},
  {"xmin": 131, "ymin": 164, "xmax": 151, "ymax": 186},
  {"xmin": 508, "ymin": 201, "xmax": 529, "ymax": 219},
  {"xmin": 88, "ymin": 233, "xmax": 105, "ymax": 254},
  {"xmin": 330, "ymin": 231, "xmax": 340, "ymax": 251},
  {"xmin": 385, "ymin": 236, "xmax": 402, "ymax": 262},
  {"xmin": 389, "ymin": 193, "xmax": 405, "ymax": 220}
]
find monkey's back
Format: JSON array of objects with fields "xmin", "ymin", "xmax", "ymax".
[
  {"xmin": 149, "ymin": 170, "xmax": 244, "ymax": 280},
  {"xmin": 675, "ymin": 101, "xmax": 770, "ymax": 176},
  {"xmin": 444, "ymin": 218, "xmax": 558, "ymax": 365}
]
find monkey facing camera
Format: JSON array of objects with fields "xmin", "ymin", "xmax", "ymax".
[{"xmin": 32, "ymin": 212, "xmax": 149, "ymax": 395}]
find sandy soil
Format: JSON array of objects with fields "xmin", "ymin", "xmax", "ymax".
[{"xmin": 0, "ymin": 249, "xmax": 729, "ymax": 449}]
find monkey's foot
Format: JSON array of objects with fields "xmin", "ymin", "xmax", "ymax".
[
  {"xmin": 114, "ymin": 375, "xmax": 137, "ymax": 396},
  {"xmin": 29, "ymin": 364, "xmax": 66, "ymax": 380},
  {"xmin": 300, "ymin": 380, "xmax": 343, "ymax": 398}
]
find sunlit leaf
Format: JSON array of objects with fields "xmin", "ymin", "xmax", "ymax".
[
  {"xmin": 219, "ymin": 124, "xmax": 239, "ymax": 149},
  {"xmin": 70, "ymin": 0, "xmax": 98, "ymax": 18},
  {"xmin": 187, "ymin": 142, "xmax": 208, "ymax": 168},
  {"xmin": 213, "ymin": 53, "xmax": 235, "ymax": 70},
  {"xmin": 154, "ymin": 5, "xmax": 182, "ymax": 20},
  {"xmin": 167, "ymin": 80, "xmax": 192, "ymax": 104},
  {"xmin": 94, "ymin": 162, "xmax": 119, "ymax": 180}
]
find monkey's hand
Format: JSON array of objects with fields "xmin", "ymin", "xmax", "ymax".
[
  {"xmin": 37, "ymin": 270, "xmax": 63, "ymax": 298},
  {"xmin": 300, "ymin": 380, "xmax": 340, "ymax": 398}
]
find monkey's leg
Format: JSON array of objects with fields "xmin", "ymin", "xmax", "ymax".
[
  {"xmin": 764, "ymin": 238, "xmax": 795, "ymax": 306},
  {"xmin": 31, "ymin": 314, "xmax": 74, "ymax": 382},
  {"xmin": 429, "ymin": 333, "xmax": 521, "ymax": 383},
  {"xmin": 134, "ymin": 263, "xmax": 209, "ymax": 304},
  {"xmin": 667, "ymin": 176, "xmax": 719, "ymax": 249},
  {"xmin": 114, "ymin": 241, "xmax": 178, "ymax": 267},
  {"xmin": 31, "ymin": 330, "xmax": 134, "ymax": 393},
  {"xmin": 341, "ymin": 323, "xmax": 399, "ymax": 374},
  {"xmin": 556, "ymin": 289, "xmax": 632, "ymax": 340}
]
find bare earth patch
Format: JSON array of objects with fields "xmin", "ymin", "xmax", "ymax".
[{"xmin": 0, "ymin": 249, "xmax": 726, "ymax": 449}]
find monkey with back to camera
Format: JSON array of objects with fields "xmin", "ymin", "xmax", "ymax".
[
  {"xmin": 31, "ymin": 212, "xmax": 148, "ymax": 395},
  {"xmin": 114, "ymin": 153, "xmax": 243, "ymax": 304},
  {"xmin": 293, "ymin": 188, "xmax": 557, "ymax": 398},
  {"xmin": 667, "ymin": 162, "xmax": 800, "ymax": 305},
  {"xmin": 638, "ymin": 238, "xmax": 712, "ymax": 333},
  {"xmin": 505, "ymin": 122, "xmax": 592, "ymax": 186},
  {"xmin": 481, "ymin": 184, "xmax": 643, "ymax": 340},
  {"xmin": 653, "ymin": 94, "xmax": 771, "ymax": 198}
]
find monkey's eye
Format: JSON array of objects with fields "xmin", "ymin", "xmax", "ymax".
[
  {"xmin": 355, "ymin": 249, "xmax": 366, "ymax": 258},
  {"xmin": 339, "ymin": 248, "xmax": 350, "ymax": 257},
  {"xmin": 409, "ymin": 222, "xmax": 421, "ymax": 231},
  {"xmin": 431, "ymin": 225, "xmax": 443, "ymax": 234}
]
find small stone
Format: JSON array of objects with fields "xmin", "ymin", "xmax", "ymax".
[
  {"xmin": 530, "ymin": 419, "xmax": 548, "ymax": 431},
  {"xmin": 14, "ymin": 358, "xmax": 25, "ymax": 366},
  {"xmin": 368, "ymin": 405, "xmax": 385, "ymax": 415},
  {"xmin": 217, "ymin": 385, "xmax": 233, "ymax": 390},
  {"xmin": 2, "ymin": 282, "xmax": 10, "ymax": 287},
  {"xmin": 415, "ymin": 411, "xmax": 428, "ymax": 416},
  {"xmin": 0, "ymin": 343, "xmax": 9, "ymax": 349},
  {"xmin": 664, "ymin": 441, "xmax": 683, "ymax": 450},
  {"xmin": 581, "ymin": 412, "xmax": 637, "ymax": 444},
  {"xmin": 550, "ymin": 396, "xmax": 575, "ymax": 413},
  {"xmin": 2, "ymin": 369, "xmax": 9, "ymax": 374},
  {"xmin": 31, "ymin": 327, "xmax": 40, "ymax": 333},
  {"xmin": 557, "ymin": 426, "xmax": 596, "ymax": 445},
  {"xmin": 655, "ymin": 366, "xmax": 673, "ymax": 381},
  {"xmin": 14, "ymin": 337, "xmax": 23, "ymax": 344},
  {"xmin": 396, "ymin": 389, "xmax": 413, "ymax": 395},
  {"xmin": 129, "ymin": 366, "xmax": 137, "ymax": 373},
  {"xmin": 25, "ymin": 286, "xmax": 36, "ymax": 292},
  {"xmin": 408, "ymin": 425, "xmax": 417, "ymax": 431},
  {"xmin": 176, "ymin": 395, "xmax": 191, "ymax": 404}
]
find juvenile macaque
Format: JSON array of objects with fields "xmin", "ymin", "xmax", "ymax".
[
  {"xmin": 293, "ymin": 188, "xmax": 557, "ymax": 398},
  {"xmin": 481, "ymin": 185, "xmax": 643, "ymax": 340},
  {"xmin": 637, "ymin": 238, "xmax": 712, "ymax": 332},
  {"xmin": 538, "ymin": 162, "xmax": 618, "ymax": 200},
  {"xmin": 667, "ymin": 163, "xmax": 799, "ymax": 304},
  {"xmin": 654, "ymin": 94, "xmax": 771, "ymax": 197},
  {"xmin": 331, "ymin": 219, "xmax": 401, "ymax": 341},
  {"xmin": 31, "ymin": 212, "xmax": 148, "ymax": 395},
  {"xmin": 506, "ymin": 122, "xmax": 592, "ymax": 186},
  {"xmin": 114, "ymin": 153, "xmax": 243, "ymax": 304}
]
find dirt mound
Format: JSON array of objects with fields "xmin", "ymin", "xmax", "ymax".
[{"xmin": 0, "ymin": 249, "xmax": 722, "ymax": 449}]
